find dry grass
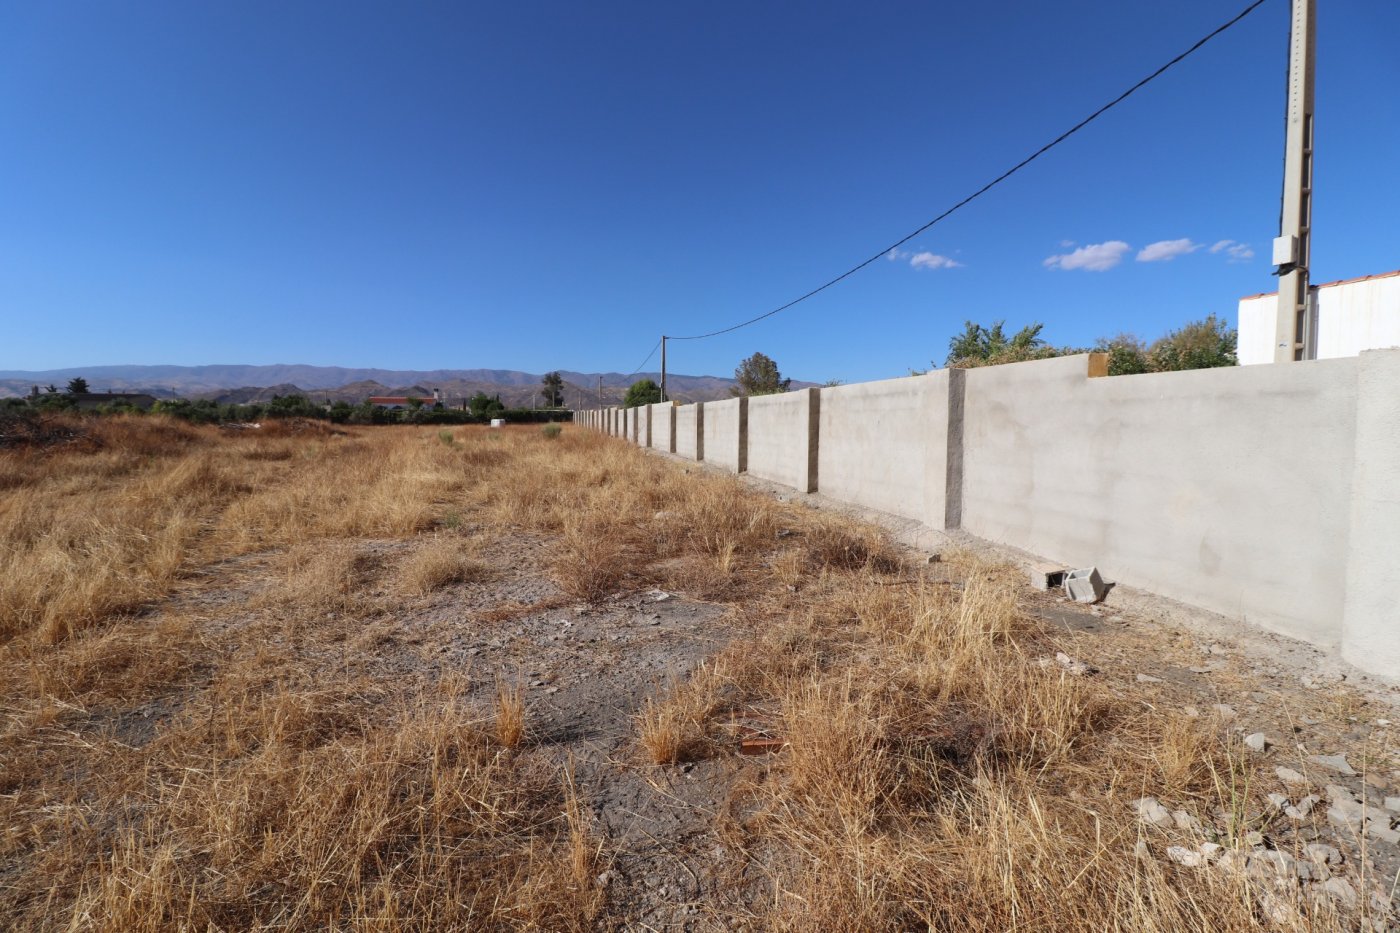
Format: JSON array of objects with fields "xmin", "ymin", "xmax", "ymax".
[
  {"xmin": 0, "ymin": 414, "xmax": 1383, "ymax": 930},
  {"xmin": 494, "ymin": 680, "xmax": 527, "ymax": 749}
]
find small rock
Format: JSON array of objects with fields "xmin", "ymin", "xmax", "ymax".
[
  {"xmin": 1166, "ymin": 845, "xmax": 1204, "ymax": 867},
  {"xmin": 1054, "ymin": 652, "xmax": 1095, "ymax": 676},
  {"xmin": 1267, "ymin": 793, "xmax": 1290, "ymax": 810},
  {"xmin": 1323, "ymin": 877, "xmax": 1358, "ymax": 910},
  {"xmin": 1244, "ymin": 732, "xmax": 1270, "ymax": 753},
  {"xmin": 1136, "ymin": 673, "xmax": 1163, "ymax": 684},
  {"xmin": 1385, "ymin": 797, "xmax": 1400, "ymax": 813},
  {"xmin": 1133, "ymin": 797, "xmax": 1174, "ymax": 827},
  {"xmin": 1243, "ymin": 830, "xmax": 1265, "ymax": 848},
  {"xmin": 1251, "ymin": 849, "xmax": 1297, "ymax": 879},
  {"xmin": 1134, "ymin": 840, "xmax": 1152, "ymax": 860},
  {"xmin": 1276, "ymin": 766, "xmax": 1308, "ymax": 785},
  {"xmin": 1215, "ymin": 849, "xmax": 1249, "ymax": 874},
  {"xmin": 1212, "ymin": 704, "xmax": 1236, "ymax": 720},
  {"xmin": 648, "ymin": 590, "xmax": 675, "ymax": 602},
  {"xmin": 1367, "ymin": 817, "xmax": 1400, "ymax": 845},
  {"xmin": 1329, "ymin": 805, "xmax": 1364, "ymax": 831},
  {"xmin": 1183, "ymin": 706, "xmax": 1201, "ymax": 718},
  {"xmin": 596, "ymin": 870, "xmax": 615, "ymax": 888},
  {"xmin": 1257, "ymin": 888, "xmax": 1297, "ymax": 925},
  {"xmin": 545, "ymin": 686, "xmax": 559, "ymax": 695},
  {"xmin": 1172, "ymin": 809, "xmax": 1202, "ymax": 832},
  {"xmin": 1311, "ymin": 754, "xmax": 1357, "ymax": 776},
  {"xmin": 1304, "ymin": 843, "xmax": 1343, "ymax": 866},
  {"xmin": 1199, "ymin": 842, "xmax": 1224, "ymax": 862},
  {"xmin": 1285, "ymin": 795, "xmax": 1319, "ymax": 820}
]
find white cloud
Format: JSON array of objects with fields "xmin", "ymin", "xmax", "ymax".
[
  {"xmin": 1210, "ymin": 239, "xmax": 1255, "ymax": 262},
  {"xmin": 1060, "ymin": 239, "xmax": 1076, "ymax": 248},
  {"xmin": 1043, "ymin": 240, "xmax": 1130, "ymax": 272},
  {"xmin": 909, "ymin": 251, "xmax": 963, "ymax": 270},
  {"xmin": 886, "ymin": 248, "xmax": 909, "ymax": 262},
  {"xmin": 1136, "ymin": 238, "xmax": 1202, "ymax": 262}
]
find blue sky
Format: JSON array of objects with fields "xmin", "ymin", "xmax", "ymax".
[{"xmin": 2, "ymin": 0, "xmax": 1396, "ymax": 383}]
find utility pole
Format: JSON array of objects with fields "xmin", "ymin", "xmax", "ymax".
[
  {"xmin": 597, "ymin": 375, "xmax": 602, "ymax": 410},
  {"xmin": 660, "ymin": 336, "xmax": 667, "ymax": 403},
  {"xmin": 1272, "ymin": 0, "xmax": 1316, "ymax": 363}
]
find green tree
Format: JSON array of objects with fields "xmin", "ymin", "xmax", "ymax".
[
  {"xmin": 468, "ymin": 392, "xmax": 505, "ymax": 418},
  {"xmin": 1094, "ymin": 333, "xmax": 1152, "ymax": 376},
  {"xmin": 623, "ymin": 378, "xmax": 662, "ymax": 408},
  {"xmin": 406, "ymin": 397, "xmax": 425, "ymax": 412},
  {"xmin": 944, "ymin": 320, "xmax": 1057, "ymax": 367},
  {"xmin": 1148, "ymin": 314, "xmax": 1237, "ymax": 371},
  {"xmin": 65, "ymin": 377, "xmax": 90, "ymax": 394},
  {"xmin": 541, "ymin": 371, "xmax": 564, "ymax": 407},
  {"xmin": 731, "ymin": 352, "xmax": 790, "ymax": 397}
]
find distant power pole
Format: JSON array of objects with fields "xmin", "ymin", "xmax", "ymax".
[
  {"xmin": 660, "ymin": 336, "xmax": 668, "ymax": 403},
  {"xmin": 597, "ymin": 375, "xmax": 603, "ymax": 410},
  {"xmin": 1273, "ymin": 0, "xmax": 1316, "ymax": 362}
]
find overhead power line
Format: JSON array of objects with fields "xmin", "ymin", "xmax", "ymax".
[
  {"xmin": 624, "ymin": 339, "xmax": 661, "ymax": 378},
  {"xmin": 665, "ymin": 0, "xmax": 1271, "ymax": 343}
]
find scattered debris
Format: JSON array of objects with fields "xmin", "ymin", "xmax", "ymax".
[
  {"xmin": 1063, "ymin": 566, "xmax": 1107, "ymax": 604},
  {"xmin": 1028, "ymin": 561, "xmax": 1067, "ymax": 591}
]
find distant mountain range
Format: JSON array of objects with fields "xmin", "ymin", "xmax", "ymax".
[{"xmin": 0, "ymin": 364, "xmax": 812, "ymax": 407}]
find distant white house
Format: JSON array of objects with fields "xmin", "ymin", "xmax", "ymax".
[
  {"xmin": 1237, "ymin": 269, "xmax": 1400, "ymax": 365},
  {"xmin": 369, "ymin": 389, "xmax": 443, "ymax": 410}
]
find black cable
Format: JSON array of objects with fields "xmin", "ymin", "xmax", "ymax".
[
  {"xmin": 667, "ymin": 0, "xmax": 1272, "ymax": 342},
  {"xmin": 624, "ymin": 339, "xmax": 661, "ymax": 378}
]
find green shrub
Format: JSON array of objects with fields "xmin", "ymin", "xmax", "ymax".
[{"xmin": 541, "ymin": 423, "xmax": 562, "ymax": 440}]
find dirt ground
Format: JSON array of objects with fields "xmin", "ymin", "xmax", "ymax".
[
  {"xmin": 158, "ymin": 456, "xmax": 1400, "ymax": 930},
  {"xmin": 4, "ymin": 421, "xmax": 1396, "ymax": 930}
]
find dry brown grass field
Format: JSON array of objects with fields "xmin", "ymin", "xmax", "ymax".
[{"xmin": 0, "ymin": 415, "xmax": 1392, "ymax": 930}]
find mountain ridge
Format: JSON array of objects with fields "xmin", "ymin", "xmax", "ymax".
[{"xmin": 0, "ymin": 363, "xmax": 815, "ymax": 406}]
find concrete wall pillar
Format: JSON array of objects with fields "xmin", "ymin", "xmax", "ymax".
[
  {"xmin": 943, "ymin": 368, "xmax": 966, "ymax": 530},
  {"xmin": 1342, "ymin": 348, "xmax": 1400, "ymax": 674},
  {"xmin": 738, "ymin": 396, "xmax": 748, "ymax": 473},
  {"xmin": 668, "ymin": 403, "xmax": 677, "ymax": 453},
  {"xmin": 696, "ymin": 402, "xmax": 705, "ymax": 461},
  {"xmin": 644, "ymin": 405, "xmax": 652, "ymax": 447}
]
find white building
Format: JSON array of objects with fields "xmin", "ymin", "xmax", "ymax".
[{"xmin": 1238, "ymin": 270, "xmax": 1400, "ymax": 365}]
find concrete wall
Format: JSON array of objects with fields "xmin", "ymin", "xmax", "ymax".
[
  {"xmin": 586, "ymin": 352, "xmax": 1400, "ymax": 681},
  {"xmin": 702, "ymin": 397, "xmax": 745, "ymax": 473},
  {"xmin": 960, "ymin": 354, "xmax": 1358, "ymax": 647},
  {"xmin": 647, "ymin": 403, "xmax": 671, "ymax": 450},
  {"xmin": 817, "ymin": 373, "xmax": 946, "ymax": 524},
  {"xmin": 746, "ymin": 388, "xmax": 818, "ymax": 492},
  {"xmin": 674, "ymin": 404, "xmax": 699, "ymax": 460},
  {"xmin": 1341, "ymin": 350, "xmax": 1400, "ymax": 674},
  {"xmin": 1238, "ymin": 271, "xmax": 1400, "ymax": 365}
]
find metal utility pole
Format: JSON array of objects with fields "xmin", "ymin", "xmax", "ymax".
[
  {"xmin": 1272, "ymin": 0, "xmax": 1316, "ymax": 363},
  {"xmin": 660, "ymin": 336, "xmax": 668, "ymax": 403},
  {"xmin": 597, "ymin": 376, "xmax": 602, "ymax": 410}
]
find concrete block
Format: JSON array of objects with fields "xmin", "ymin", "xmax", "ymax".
[
  {"xmin": 1064, "ymin": 567, "xmax": 1106, "ymax": 604},
  {"xmin": 1029, "ymin": 561, "xmax": 1067, "ymax": 591}
]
